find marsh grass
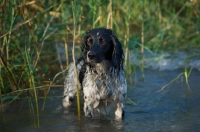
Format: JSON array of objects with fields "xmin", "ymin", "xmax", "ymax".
[
  {"xmin": 157, "ymin": 67, "xmax": 193, "ymax": 93},
  {"xmin": 71, "ymin": 1, "xmax": 81, "ymax": 119},
  {"xmin": 0, "ymin": 0, "xmax": 200, "ymax": 127}
]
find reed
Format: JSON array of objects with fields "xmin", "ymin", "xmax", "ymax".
[
  {"xmin": 71, "ymin": 0, "xmax": 81, "ymax": 119},
  {"xmin": 184, "ymin": 68, "xmax": 193, "ymax": 90},
  {"xmin": 157, "ymin": 67, "xmax": 192, "ymax": 93},
  {"xmin": 24, "ymin": 47, "xmax": 40, "ymax": 127}
]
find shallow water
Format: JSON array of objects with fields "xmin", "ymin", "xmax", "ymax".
[
  {"xmin": 1, "ymin": 69, "xmax": 200, "ymax": 132},
  {"xmin": 130, "ymin": 51, "xmax": 200, "ymax": 71}
]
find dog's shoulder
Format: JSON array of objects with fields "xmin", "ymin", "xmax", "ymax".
[{"xmin": 76, "ymin": 57, "xmax": 86, "ymax": 88}]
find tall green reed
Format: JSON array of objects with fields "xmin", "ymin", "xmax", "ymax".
[{"xmin": 24, "ymin": 45, "xmax": 40, "ymax": 127}]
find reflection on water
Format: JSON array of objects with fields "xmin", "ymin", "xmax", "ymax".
[{"xmin": 1, "ymin": 69, "xmax": 200, "ymax": 131}]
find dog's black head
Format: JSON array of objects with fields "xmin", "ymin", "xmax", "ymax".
[{"xmin": 81, "ymin": 28, "xmax": 124, "ymax": 70}]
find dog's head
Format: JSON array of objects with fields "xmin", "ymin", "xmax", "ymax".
[{"xmin": 81, "ymin": 28, "xmax": 124, "ymax": 69}]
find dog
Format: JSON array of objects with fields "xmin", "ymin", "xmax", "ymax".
[{"xmin": 62, "ymin": 28, "xmax": 127, "ymax": 119}]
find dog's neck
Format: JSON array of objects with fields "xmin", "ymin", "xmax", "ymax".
[{"xmin": 87, "ymin": 60, "xmax": 112, "ymax": 75}]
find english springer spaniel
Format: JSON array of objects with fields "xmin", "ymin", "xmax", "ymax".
[{"xmin": 63, "ymin": 28, "xmax": 127, "ymax": 119}]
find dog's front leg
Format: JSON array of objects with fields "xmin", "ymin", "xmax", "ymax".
[
  {"xmin": 83, "ymin": 94, "xmax": 100, "ymax": 118},
  {"xmin": 115, "ymin": 72, "xmax": 127, "ymax": 120},
  {"xmin": 115, "ymin": 102, "xmax": 124, "ymax": 120},
  {"xmin": 84, "ymin": 102, "xmax": 94, "ymax": 118},
  {"xmin": 62, "ymin": 63, "xmax": 77, "ymax": 107},
  {"xmin": 63, "ymin": 60, "xmax": 83, "ymax": 108}
]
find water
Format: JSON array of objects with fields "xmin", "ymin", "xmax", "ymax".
[
  {"xmin": 130, "ymin": 51, "xmax": 200, "ymax": 71},
  {"xmin": 1, "ymin": 69, "xmax": 200, "ymax": 132}
]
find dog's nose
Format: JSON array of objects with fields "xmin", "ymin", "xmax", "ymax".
[{"xmin": 88, "ymin": 51, "xmax": 96, "ymax": 60}]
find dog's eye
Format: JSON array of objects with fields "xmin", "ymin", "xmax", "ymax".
[
  {"xmin": 87, "ymin": 38, "xmax": 93, "ymax": 45},
  {"xmin": 99, "ymin": 38, "xmax": 106, "ymax": 45}
]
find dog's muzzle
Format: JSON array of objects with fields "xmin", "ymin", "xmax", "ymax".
[{"xmin": 87, "ymin": 51, "xmax": 96, "ymax": 61}]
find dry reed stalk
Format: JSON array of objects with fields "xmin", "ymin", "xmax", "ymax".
[
  {"xmin": 124, "ymin": 34, "xmax": 128, "ymax": 66},
  {"xmin": 71, "ymin": 1, "xmax": 81, "ymax": 119},
  {"xmin": 64, "ymin": 42, "xmax": 69, "ymax": 67},
  {"xmin": 141, "ymin": 0, "xmax": 145, "ymax": 81},
  {"xmin": 107, "ymin": 0, "xmax": 113, "ymax": 29},
  {"xmin": 141, "ymin": 21, "xmax": 144, "ymax": 71}
]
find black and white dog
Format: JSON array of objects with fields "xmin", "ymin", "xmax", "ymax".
[{"xmin": 63, "ymin": 28, "xmax": 127, "ymax": 119}]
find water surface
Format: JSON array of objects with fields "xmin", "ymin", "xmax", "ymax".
[{"xmin": 1, "ymin": 69, "xmax": 200, "ymax": 132}]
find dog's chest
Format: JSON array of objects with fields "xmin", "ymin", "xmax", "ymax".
[
  {"xmin": 84, "ymin": 69, "xmax": 115, "ymax": 100},
  {"xmin": 96, "ymin": 74, "xmax": 113, "ymax": 98}
]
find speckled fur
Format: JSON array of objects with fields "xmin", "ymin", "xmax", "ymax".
[{"xmin": 63, "ymin": 28, "xmax": 127, "ymax": 119}]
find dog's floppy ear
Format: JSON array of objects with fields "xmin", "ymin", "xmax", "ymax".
[
  {"xmin": 81, "ymin": 30, "xmax": 90, "ymax": 61},
  {"xmin": 110, "ymin": 34, "xmax": 124, "ymax": 70}
]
